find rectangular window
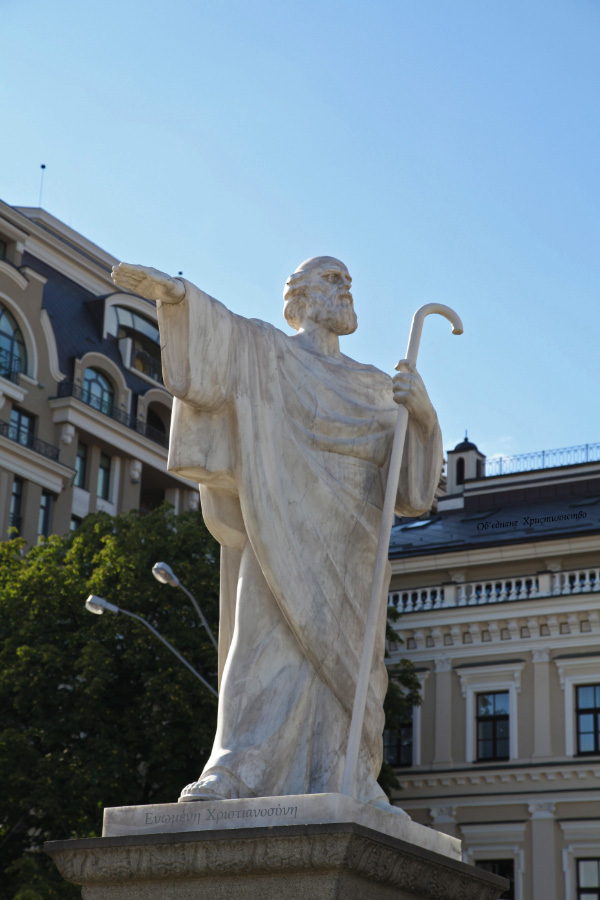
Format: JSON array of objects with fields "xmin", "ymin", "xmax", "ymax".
[
  {"xmin": 475, "ymin": 860, "xmax": 514, "ymax": 899},
  {"xmin": 383, "ymin": 711, "xmax": 413, "ymax": 767},
  {"xmin": 38, "ymin": 491, "xmax": 52, "ymax": 538},
  {"xmin": 69, "ymin": 516, "xmax": 81, "ymax": 532},
  {"xmin": 0, "ymin": 239, "xmax": 6, "ymax": 260},
  {"xmin": 9, "ymin": 407, "xmax": 34, "ymax": 447},
  {"xmin": 476, "ymin": 691, "xmax": 509, "ymax": 761},
  {"xmin": 97, "ymin": 452, "xmax": 111, "ymax": 500},
  {"xmin": 9, "ymin": 476, "xmax": 23, "ymax": 533},
  {"xmin": 576, "ymin": 685, "xmax": 600, "ymax": 755},
  {"xmin": 577, "ymin": 859, "xmax": 600, "ymax": 900},
  {"xmin": 74, "ymin": 442, "xmax": 88, "ymax": 489}
]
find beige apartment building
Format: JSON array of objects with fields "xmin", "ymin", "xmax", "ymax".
[
  {"xmin": 0, "ymin": 200, "xmax": 197, "ymax": 545},
  {"xmin": 387, "ymin": 438, "xmax": 600, "ymax": 900}
]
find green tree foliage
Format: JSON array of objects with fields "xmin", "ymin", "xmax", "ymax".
[
  {"xmin": 0, "ymin": 506, "xmax": 220, "ymax": 899},
  {"xmin": 377, "ymin": 604, "xmax": 422, "ymax": 797},
  {"xmin": 0, "ymin": 505, "xmax": 420, "ymax": 897}
]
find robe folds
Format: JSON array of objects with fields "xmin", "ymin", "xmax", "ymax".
[{"xmin": 157, "ymin": 281, "xmax": 442, "ymax": 803}]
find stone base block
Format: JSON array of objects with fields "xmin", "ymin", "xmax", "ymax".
[
  {"xmin": 101, "ymin": 793, "xmax": 460, "ymax": 861},
  {"xmin": 46, "ymin": 823, "xmax": 509, "ymax": 900}
]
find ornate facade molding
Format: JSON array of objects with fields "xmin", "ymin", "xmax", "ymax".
[
  {"xmin": 400, "ymin": 764, "xmax": 600, "ymax": 792},
  {"xmin": 528, "ymin": 801, "xmax": 556, "ymax": 819}
]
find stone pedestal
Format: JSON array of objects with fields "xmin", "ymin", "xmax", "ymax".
[
  {"xmin": 46, "ymin": 823, "xmax": 508, "ymax": 900},
  {"xmin": 100, "ymin": 793, "xmax": 461, "ymax": 858}
]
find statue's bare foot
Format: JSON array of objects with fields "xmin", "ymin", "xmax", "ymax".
[
  {"xmin": 179, "ymin": 773, "xmax": 240, "ymax": 803},
  {"xmin": 369, "ymin": 797, "xmax": 411, "ymax": 819}
]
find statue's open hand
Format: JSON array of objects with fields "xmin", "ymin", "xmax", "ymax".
[
  {"xmin": 393, "ymin": 361, "xmax": 436, "ymax": 436},
  {"xmin": 111, "ymin": 263, "xmax": 185, "ymax": 304}
]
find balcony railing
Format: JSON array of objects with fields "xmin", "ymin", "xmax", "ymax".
[
  {"xmin": 0, "ymin": 349, "xmax": 21, "ymax": 384},
  {"xmin": 134, "ymin": 420, "xmax": 168, "ymax": 448},
  {"xmin": 131, "ymin": 347, "xmax": 163, "ymax": 384},
  {"xmin": 389, "ymin": 566, "xmax": 599, "ymax": 613},
  {"xmin": 389, "ymin": 586, "xmax": 446, "ymax": 613},
  {"xmin": 485, "ymin": 442, "xmax": 600, "ymax": 476},
  {"xmin": 553, "ymin": 568, "xmax": 599, "ymax": 595},
  {"xmin": 54, "ymin": 383, "xmax": 168, "ymax": 448},
  {"xmin": 0, "ymin": 420, "xmax": 60, "ymax": 461}
]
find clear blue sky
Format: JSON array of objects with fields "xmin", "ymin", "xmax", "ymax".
[{"xmin": 2, "ymin": 0, "xmax": 598, "ymax": 459}]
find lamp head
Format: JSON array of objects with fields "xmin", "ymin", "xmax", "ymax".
[
  {"xmin": 85, "ymin": 594, "xmax": 119, "ymax": 615},
  {"xmin": 152, "ymin": 562, "xmax": 180, "ymax": 587}
]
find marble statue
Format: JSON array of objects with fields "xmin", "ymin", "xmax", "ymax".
[{"xmin": 111, "ymin": 257, "xmax": 443, "ymax": 810}]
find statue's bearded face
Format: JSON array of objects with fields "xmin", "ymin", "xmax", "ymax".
[
  {"xmin": 305, "ymin": 263, "xmax": 357, "ymax": 335},
  {"xmin": 283, "ymin": 258, "xmax": 358, "ymax": 335}
]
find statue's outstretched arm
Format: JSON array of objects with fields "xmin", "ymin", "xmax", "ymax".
[{"xmin": 111, "ymin": 262, "xmax": 185, "ymax": 305}]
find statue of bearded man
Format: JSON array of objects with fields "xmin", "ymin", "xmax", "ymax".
[{"xmin": 111, "ymin": 256, "xmax": 443, "ymax": 810}]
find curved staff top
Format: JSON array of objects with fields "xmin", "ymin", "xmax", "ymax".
[{"xmin": 341, "ymin": 303, "xmax": 464, "ymax": 798}]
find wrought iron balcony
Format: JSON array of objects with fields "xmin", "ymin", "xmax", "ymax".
[
  {"xmin": 56, "ymin": 382, "xmax": 136, "ymax": 428},
  {"xmin": 134, "ymin": 420, "xmax": 168, "ymax": 448},
  {"xmin": 485, "ymin": 442, "xmax": 600, "ymax": 476},
  {"xmin": 131, "ymin": 347, "xmax": 163, "ymax": 384},
  {"xmin": 54, "ymin": 383, "xmax": 168, "ymax": 448},
  {"xmin": 0, "ymin": 419, "xmax": 59, "ymax": 461},
  {"xmin": 0, "ymin": 349, "xmax": 21, "ymax": 384}
]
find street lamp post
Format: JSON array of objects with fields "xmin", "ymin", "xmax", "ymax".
[
  {"xmin": 151, "ymin": 562, "xmax": 218, "ymax": 652},
  {"xmin": 85, "ymin": 595, "xmax": 218, "ymax": 698}
]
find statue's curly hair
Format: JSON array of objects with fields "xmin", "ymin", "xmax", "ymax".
[{"xmin": 282, "ymin": 270, "xmax": 312, "ymax": 331}]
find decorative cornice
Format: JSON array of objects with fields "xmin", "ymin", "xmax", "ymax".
[
  {"xmin": 456, "ymin": 662, "xmax": 525, "ymax": 697},
  {"xmin": 392, "ymin": 605, "xmax": 600, "ymax": 664},
  {"xmin": 554, "ymin": 655, "xmax": 600, "ymax": 689},
  {"xmin": 398, "ymin": 763, "xmax": 600, "ymax": 793},
  {"xmin": 390, "ymin": 537, "xmax": 600, "ymax": 576}
]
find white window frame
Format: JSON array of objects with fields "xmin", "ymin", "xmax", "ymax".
[
  {"xmin": 554, "ymin": 656, "xmax": 600, "ymax": 757},
  {"xmin": 457, "ymin": 662, "xmax": 525, "ymax": 763},
  {"xmin": 461, "ymin": 822, "xmax": 525, "ymax": 900},
  {"xmin": 560, "ymin": 821, "xmax": 600, "ymax": 900}
]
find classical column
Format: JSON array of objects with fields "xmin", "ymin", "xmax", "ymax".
[
  {"xmin": 433, "ymin": 656, "xmax": 453, "ymax": 766},
  {"xmin": 528, "ymin": 802, "xmax": 557, "ymax": 900},
  {"xmin": 532, "ymin": 649, "xmax": 552, "ymax": 758}
]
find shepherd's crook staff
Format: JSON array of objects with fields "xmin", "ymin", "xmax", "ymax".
[{"xmin": 341, "ymin": 303, "xmax": 463, "ymax": 798}]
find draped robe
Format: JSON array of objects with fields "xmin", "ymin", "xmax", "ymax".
[{"xmin": 157, "ymin": 282, "xmax": 442, "ymax": 804}]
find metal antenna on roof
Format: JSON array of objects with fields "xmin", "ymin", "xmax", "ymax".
[{"xmin": 38, "ymin": 164, "xmax": 46, "ymax": 207}]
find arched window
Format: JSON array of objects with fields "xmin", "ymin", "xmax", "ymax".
[
  {"xmin": 0, "ymin": 302, "xmax": 27, "ymax": 380},
  {"xmin": 456, "ymin": 456, "xmax": 465, "ymax": 485},
  {"xmin": 107, "ymin": 305, "xmax": 162, "ymax": 382},
  {"xmin": 82, "ymin": 368, "xmax": 114, "ymax": 416},
  {"xmin": 144, "ymin": 405, "xmax": 169, "ymax": 447}
]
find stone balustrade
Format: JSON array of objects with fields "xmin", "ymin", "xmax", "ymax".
[
  {"xmin": 389, "ymin": 566, "xmax": 599, "ymax": 613},
  {"xmin": 552, "ymin": 567, "xmax": 599, "ymax": 595}
]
